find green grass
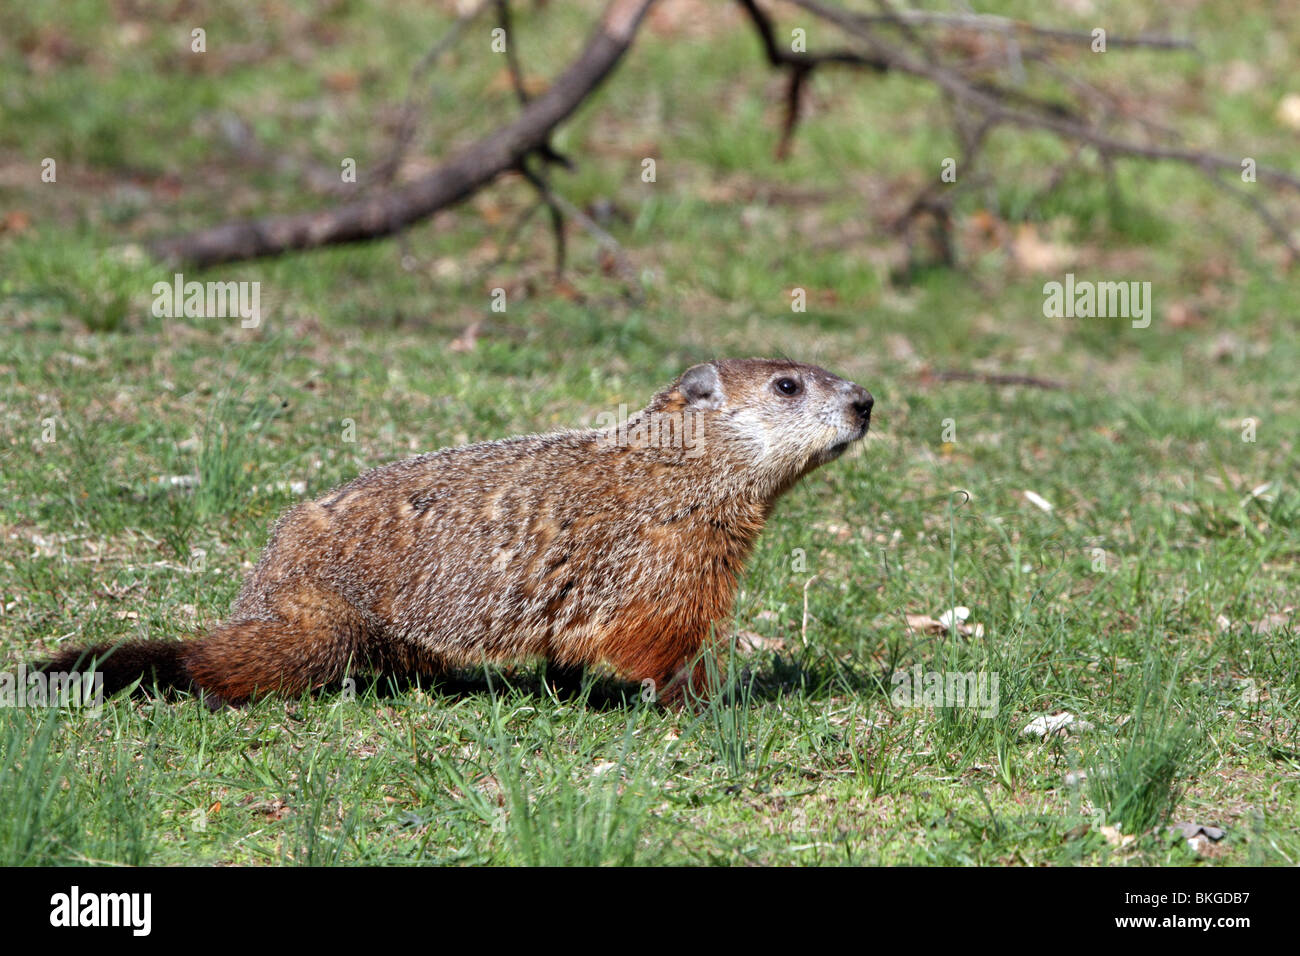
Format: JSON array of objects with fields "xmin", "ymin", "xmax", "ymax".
[{"xmin": 1, "ymin": 0, "xmax": 1298, "ymax": 865}]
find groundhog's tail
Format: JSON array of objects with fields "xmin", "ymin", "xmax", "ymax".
[
  {"xmin": 34, "ymin": 640, "xmax": 194, "ymax": 698},
  {"xmin": 33, "ymin": 615, "xmax": 385, "ymax": 707}
]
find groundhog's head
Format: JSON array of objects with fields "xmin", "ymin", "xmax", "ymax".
[{"xmin": 662, "ymin": 358, "xmax": 872, "ymax": 492}]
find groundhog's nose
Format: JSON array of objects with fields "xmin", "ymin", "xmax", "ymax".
[{"xmin": 849, "ymin": 384, "xmax": 874, "ymax": 425}]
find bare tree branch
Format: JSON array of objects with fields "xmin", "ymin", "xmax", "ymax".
[
  {"xmin": 736, "ymin": 0, "xmax": 890, "ymax": 158},
  {"xmin": 736, "ymin": 0, "xmax": 890, "ymax": 72},
  {"xmin": 848, "ymin": 9, "xmax": 1195, "ymax": 50},
  {"xmin": 785, "ymin": 0, "xmax": 1299, "ymax": 191},
  {"xmin": 931, "ymin": 369, "xmax": 1066, "ymax": 390},
  {"xmin": 738, "ymin": 0, "xmax": 1296, "ymax": 265},
  {"xmin": 147, "ymin": 0, "xmax": 1297, "ymax": 273},
  {"xmin": 149, "ymin": 0, "xmax": 658, "ymax": 268}
]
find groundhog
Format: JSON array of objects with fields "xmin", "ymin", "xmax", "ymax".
[{"xmin": 37, "ymin": 358, "xmax": 873, "ymax": 706}]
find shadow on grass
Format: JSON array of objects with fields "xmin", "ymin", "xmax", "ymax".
[
  {"xmin": 346, "ymin": 647, "xmax": 893, "ymax": 710},
  {"xmin": 102, "ymin": 646, "xmax": 895, "ymax": 712}
]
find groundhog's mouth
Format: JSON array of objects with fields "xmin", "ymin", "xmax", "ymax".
[{"xmin": 819, "ymin": 422, "xmax": 869, "ymax": 462}]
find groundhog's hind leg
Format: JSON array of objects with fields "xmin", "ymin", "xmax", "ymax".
[
  {"xmin": 184, "ymin": 619, "xmax": 347, "ymax": 706},
  {"xmin": 185, "ymin": 581, "xmax": 371, "ymax": 706}
]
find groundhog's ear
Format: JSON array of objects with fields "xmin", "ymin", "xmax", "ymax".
[{"xmin": 678, "ymin": 363, "xmax": 725, "ymax": 410}]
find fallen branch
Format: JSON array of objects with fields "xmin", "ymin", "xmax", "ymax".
[
  {"xmin": 847, "ymin": 9, "xmax": 1196, "ymax": 50},
  {"xmin": 929, "ymin": 370, "xmax": 1065, "ymax": 390},
  {"xmin": 149, "ymin": 0, "xmax": 657, "ymax": 268},
  {"xmin": 785, "ymin": 0, "xmax": 1299, "ymax": 191},
  {"xmin": 147, "ymin": 0, "xmax": 1297, "ymax": 273},
  {"xmin": 753, "ymin": 0, "xmax": 1297, "ymax": 264}
]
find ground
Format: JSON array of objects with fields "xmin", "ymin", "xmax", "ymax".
[{"xmin": 0, "ymin": 0, "xmax": 1297, "ymax": 864}]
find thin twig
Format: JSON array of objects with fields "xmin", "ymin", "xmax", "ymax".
[
  {"xmin": 471, "ymin": 198, "xmax": 546, "ymax": 283},
  {"xmin": 931, "ymin": 370, "xmax": 1066, "ymax": 390},
  {"xmin": 786, "ymin": 0, "xmax": 1298, "ymax": 190},
  {"xmin": 736, "ymin": 0, "xmax": 890, "ymax": 158},
  {"xmin": 802, "ymin": 574, "xmax": 819, "ymax": 648},
  {"xmin": 757, "ymin": 0, "xmax": 1297, "ymax": 262},
  {"xmin": 372, "ymin": 0, "xmax": 495, "ymax": 187},
  {"xmin": 517, "ymin": 160, "xmax": 567, "ymax": 276},
  {"xmin": 519, "ymin": 160, "xmax": 645, "ymax": 300},
  {"xmin": 846, "ymin": 9, "xmax": 1195, "ymax": 50},
  {"xmin": 496, "ymin": 0, "xmax": 530, "ymax": 106}
]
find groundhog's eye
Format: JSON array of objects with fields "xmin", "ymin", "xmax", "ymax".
[{"xmin": 773, "ymin": 377, "xmax": 802, "ymax": 397}]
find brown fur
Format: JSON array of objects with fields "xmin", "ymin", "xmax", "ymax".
[{"xmin": 34, "ymin": 359, "xmax": 872, "ymax": 707}]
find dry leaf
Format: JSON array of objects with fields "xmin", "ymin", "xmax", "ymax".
[
  {"xmin": 323, "ymin": 70, "xmax": 359, "ymax": 92},
  {"xmin": 449, "ymin": 321, "xmax": 481, "ymax": 353},
  {"xmin": 905, "ymin": 613, "xmax": 942, "ymax": 633},
  {"xmin": 1220, "ymin": 60, "xmax": 1262, "ymax": 94},
  {"xmin": 905, "ymin": 609, "xmax": 984, "ymax": 638},
  {"xmin": 1164, "ymin": 301, "xmax": 1203, "ymax": 328},
  {"xmin": 1100, "ymin": 824, "xmax": 1136, "ymax": 848},
  {"xmin": 1011, "ymin": 223, "xmax": 1074, "ymax": 274},
  {"xmin": 1021, "ymin": 711, "xmax": 1094, "ymax": 738},
  {"xmin": 1252, "ymin": 609, "xmax": 1295, "ymax": 634},
  {"xmin": 734, "ymin": 630, "xmax": 786, "ymax": 655},
  {"xmin": 1276, "ymin": 93, "xmax": 1300, "ymax": 131},
  {"xmin": 251, "ymin": 798, "xmax": 290, "ymax": 820},
  {"xmin": 1023, "ymin": 489, "xmax": 1054, "ymax": 513},
  {"xmin": 1, "ymin": 211, "xmax": 31, "ymax": 235},
  {"xmin": 1168, "ymin": 822, "xmax": 1225, "ymax": 842}
]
